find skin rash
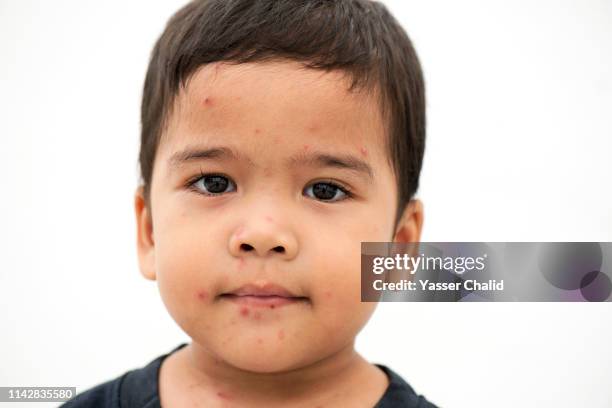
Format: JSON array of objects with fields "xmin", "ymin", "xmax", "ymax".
[{"xmin": 134, "ymin": 60, "xmax": 424, "ymax": 407}]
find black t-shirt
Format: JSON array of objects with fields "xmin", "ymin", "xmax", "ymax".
[{"xmin": 61, "ymin": 343, "xmax": 437, "ymax": 408}]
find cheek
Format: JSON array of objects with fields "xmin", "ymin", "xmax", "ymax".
[
  {"xmin": 153, "ymin": 221, "xmax": 222, "ymax": 328},
  {"xmin": 309, "ymin": 245, "xmax": 375, "ymax": 333}
]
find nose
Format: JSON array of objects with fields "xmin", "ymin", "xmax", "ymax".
[{"xmin": 229, "ymin": 219, "xmax": 298, "ymax": 260}]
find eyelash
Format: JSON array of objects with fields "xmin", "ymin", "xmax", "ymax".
[{"xmin": 184, "ymin": 170, "xmax": 354, "ymax": 202}]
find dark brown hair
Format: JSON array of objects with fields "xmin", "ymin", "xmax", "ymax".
[{"xmin": 139, "ymin": 0, "xmax": 425, "ymax": 233}]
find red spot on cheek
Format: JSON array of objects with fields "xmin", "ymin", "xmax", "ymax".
[
  {"xmin": 240, "ymin": 307, "xmax": 250, "ymax": 316},
  {"xmin": 303, "ymin": 144, "xmax": 310, "ymax": 150},
  {"xmin": 278, "ymin": 330, "xmax": 285, "ymax": 340},
  {"xmin": 359, "ymin": 146, "xmax": 368, "ymax": 157},
  {"xmin": 216, "ymin": 391, "xmax": 231, "ymax": 400},
  {"xmin": 265, "ymin": 215, "xmax": 274, "ymax": 223},
  {"xmin": 203, "ymin": 97, "xmax": 213, "ymax": 106},
  {"xmin": 257, "ymin": 338, "xmax": 263, "ymax": 344},
  {"xmin": 196, "ymin": 290, "xmax": 208, "ymax": 301},
  {"xmin": 324, "ymin": 290, "xmax": 332, "ymax": 299},
  {"xmin": 254, "ymin": 128, "xmax": 260, "ymax": 134}
]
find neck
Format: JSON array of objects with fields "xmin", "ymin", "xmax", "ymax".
[{"xmin": 182, "ymin": 340, "xmax": 366, "ymax": 405}]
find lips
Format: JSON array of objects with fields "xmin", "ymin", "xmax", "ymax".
[
  {"xmin": 220, "ymin": 283, "xmax": 308, "ymax": 307},
  {"xmin": 227, "ymin": 283, "xmax": 298, "ymax": 297}
]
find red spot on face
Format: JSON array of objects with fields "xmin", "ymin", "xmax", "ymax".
[
  {"xmin": 303, "ymin": 144, "xmax": 310, "ymax": 150},
  {"xmin": 240, "ymin": 307, "xmax": 250, "ymax": 316},
  {"xmin": 257, "ymin": 338, "xmax": 263, "ymax": 344},
  {"xmin": 307, "ymin": 124, "xmax": 318, "ymax": 132},
  {"xmin": 216, "ymin": 391, "xmax": 231, "ymax": 400},
  {"xmin": 196, "ymin": 290, "xmax": 208, "ymax": 301},
  {"xmin": 277, "ymin": 330, "xmax": 285, "ymax": 340},
  {"xmin": 265, "ymin": 215, "xmax": 274, "ymax": 223},
  {"xmin": 236, "ymin": 226, "xmax": 245, "ymax": 238},
  {"xmin": 203, "ymin": 97, "xmax": 213, "ymax": 106},
  {"xmin": 269, "ymin": 304, "xmax": 275, "ymax": 309},
  {"xmin": 254, "ymin": 128, "xmax": 260, "ymax": 134},
  {"xmin": 324, "ymin": 290, "xmax": 332, "ymax": 298},
  {"xmin": 359, "ymin": 146, "xmax": 368, "ymax": 157}
]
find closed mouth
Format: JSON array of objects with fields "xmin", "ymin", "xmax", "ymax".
[{"xmin": 219, "ymin": 293, "xmax": 309, "ymax": 307}]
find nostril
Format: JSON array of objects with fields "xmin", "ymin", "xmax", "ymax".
[
  {"xmin": 273, "ymin": 246, "xmax": 285, "ymax": 253},
  {"xmin": 240, "ymin": 243, "xmax": 254, "ymax": 251}
]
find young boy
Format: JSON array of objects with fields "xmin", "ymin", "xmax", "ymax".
[{"xmin": 64, "ymin": 0, "xmax": 435, "ymax": 406}]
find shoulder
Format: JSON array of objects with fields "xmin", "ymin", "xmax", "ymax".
[
  {"xmin": 60, "ymin": 343, "xmax": 188, "ymax": 408},
  {"xmin": 59, "ymin": 374, "xmax": 124, "ymax": 408},
  {"xmin": 374, "ymin": 364, "xmax": 439, "ymax": 408}
]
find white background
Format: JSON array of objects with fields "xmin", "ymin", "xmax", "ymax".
[{"xmin": 1, "ymin": 1, "xmax": 611, "ymax": 407}]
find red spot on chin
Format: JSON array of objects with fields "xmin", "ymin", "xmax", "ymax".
[
  {"xmin": 269, "ymin": 304, "xmax": 275, "ymax": 309},
  {"xmin": 240, "ymin": 307, "xmax": 250, "ymax": 316},
  {"xmin": 278, "ymin": 330, "xmax": 285, "ymax": 340},
  {"xmin": 196, "ymin": 290, "xmax": 208, "ymax": 300},
  {"xmin": 359, "ymin": 146, "xmax": 368, "ymax": 157}
]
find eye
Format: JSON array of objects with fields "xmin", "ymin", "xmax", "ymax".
[
  {"xmin": 188, "ymin": 172, "xmax": 236, "ymax": 196},
  {"xmin": 304, "ymin": 181, "xmax": 352, "ymax": 202}
]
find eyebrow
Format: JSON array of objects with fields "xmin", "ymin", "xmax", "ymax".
[{"xmin": 168, "ymin": 146, "xmax": 374, "ymax": 182}]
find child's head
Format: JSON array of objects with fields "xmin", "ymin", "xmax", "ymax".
[{"xmin": 135, "ymin": 0, "xmax": 425, "ymax": 372}]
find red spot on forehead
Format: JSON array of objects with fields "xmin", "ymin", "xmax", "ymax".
[
  {"xmin": 240, "ymin": 307, "xmax": 250, "ymax": 316},
  {"xmin": 359, "ymin": 146, "xmax": 368, "ymax": 157}
]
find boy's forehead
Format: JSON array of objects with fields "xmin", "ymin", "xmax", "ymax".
[{"xmin": 160, "ymin": 61, "xmax": 387, "ymax": 170}]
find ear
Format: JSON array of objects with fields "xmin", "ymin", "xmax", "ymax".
[
  {"xmin": 134, "ymin": 186, "xmax": 156, "ymax": 281},
  {"xmin": 393, "ymin": 199, "xmax": 424, "ymax": 243}
]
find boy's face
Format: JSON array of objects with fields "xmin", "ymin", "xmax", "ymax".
[{"xmin": 135, "ymin": 60, "xmax": 422, "ymax": 372}]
